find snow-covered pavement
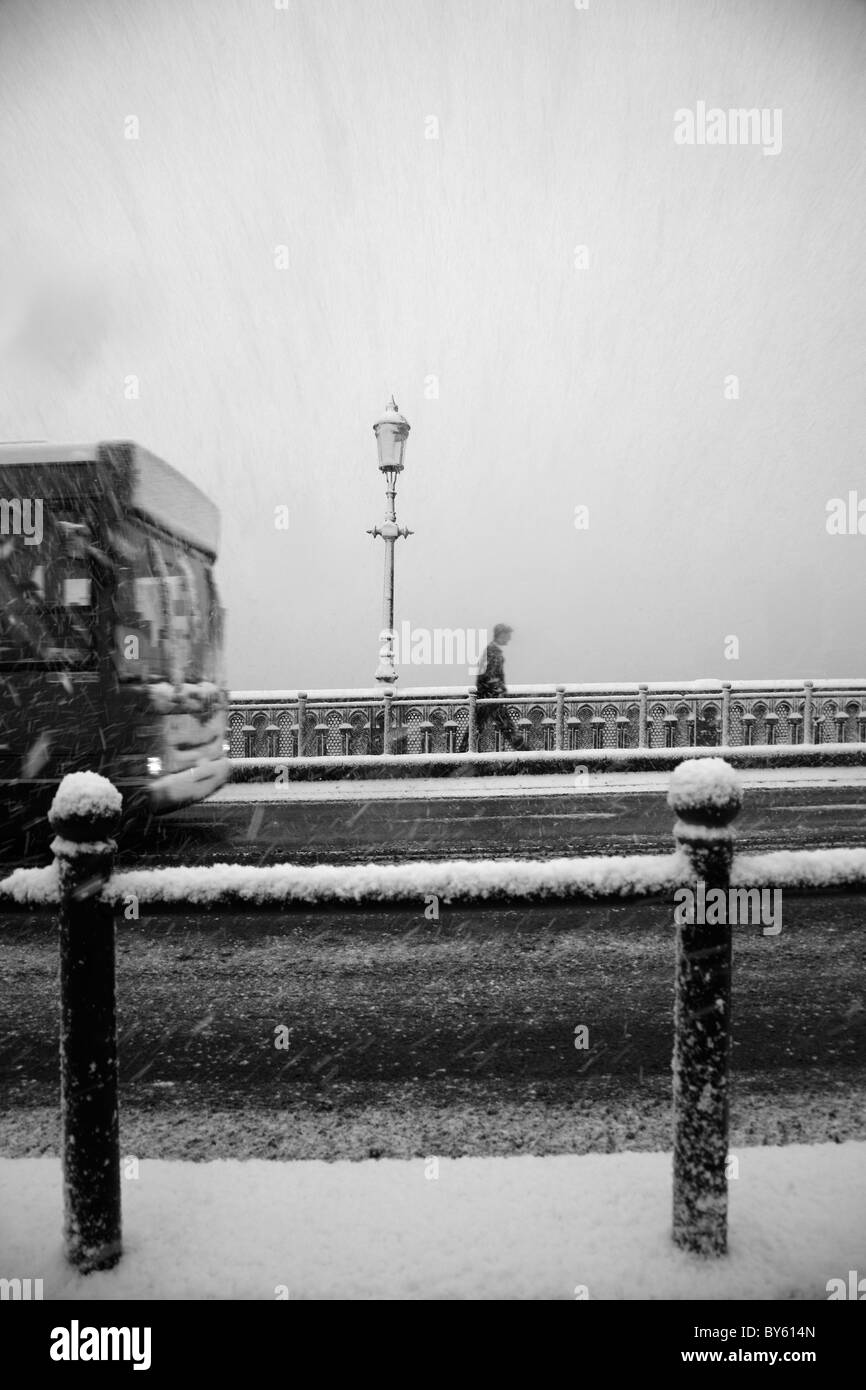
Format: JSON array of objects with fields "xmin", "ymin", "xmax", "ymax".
[
  {"xmin": 3, "ymin": 1142, "xmax": 862, "ymax": 1299},
  {"xmin": 212, "ymin": 765, "xmax": 866, "ymax": 803}
]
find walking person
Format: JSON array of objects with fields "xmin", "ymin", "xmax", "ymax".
[{"xmin": 459, "ymin": 623, "xmax": 527, "ymax": 752}]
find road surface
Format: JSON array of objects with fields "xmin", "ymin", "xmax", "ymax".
[
  {"xmin": 2, "ymin": 891, "xmax": 863, "ymax": 1160},
  {"xmin": 128, "ymin": 767, "xmax": 866, "ymax": 866},
  {"xmin": 3, "ymin": 767, "xmax": 863, "ymax": 1161},
  {"xmin": 5, "ymin": 767, "xmax": 866, "ymax": 868}
]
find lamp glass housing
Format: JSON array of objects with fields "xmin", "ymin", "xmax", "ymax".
[
  {"xmin": 373, "ymin": 398, "xmax": 410, "ymax": 473},
  {"xmin": 375, "ymin": 423, "xmax": 407, "ymax": 473}
]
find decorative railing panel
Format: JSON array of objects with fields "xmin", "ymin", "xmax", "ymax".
[{"xmin": 228, "ymin": 681, "xmax": 866, "ymax": 758}]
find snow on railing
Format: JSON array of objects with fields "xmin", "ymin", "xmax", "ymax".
[{"xmin": 8, "ymin": 843, "xmax": 866, "ymax": 908}]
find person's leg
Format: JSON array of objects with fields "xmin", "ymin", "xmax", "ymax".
[
  {"xmin": 458, "ymin": 702, "xmax": 486, "ymax": 753},
  {"xmin": 494, "ymin": 703, "xmax": 526, "ymax": 750},
  {"xmin": 474, "ymin": 705, "xmax": 493, "ymax": 751}
]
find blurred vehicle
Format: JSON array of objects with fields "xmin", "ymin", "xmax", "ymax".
[{"xmin": 0, "ymin": 440, "xmax": 230, "ymax": 843}]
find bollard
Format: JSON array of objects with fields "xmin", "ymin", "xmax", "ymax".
[
  {"xmin": 668, "ymin": 757, "xmax": 742, "ymax": 1257},
  {"xmin": 49, "ymin": 771, "xmax": 123, "ymax": 1273}
]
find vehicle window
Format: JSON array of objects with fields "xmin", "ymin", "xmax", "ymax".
[
  {"xmin": 157, "ymin": 540, "xmax": 194, "ymax": 685},
  {"xmin": 182, "ymin": 551, "xmax": 221, "ymax": 682},
  {"xmin": 176, "ymin": 551, "xmax": 207, "ymax": 681},
  {"xmin": 113, "ymin": 530, "xmax": 170, "ymax": 681},
  {"xmin": 111, "ymin": 528, "xmax": 221, "ymax": 686},
  {"xmin": 0, "ymin": 508, "xmax": 98, "ymax": 667}
]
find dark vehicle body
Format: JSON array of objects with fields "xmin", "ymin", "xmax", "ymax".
[{"xmin": 0, "ymin": 440, "xmax": 229, "ymax": 844}]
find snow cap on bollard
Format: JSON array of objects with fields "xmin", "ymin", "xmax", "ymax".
[
  {"xmin": 49, "ymin": 771, "xmax": 123, "ymax": 844},
  {"xmin": 668, "ymin": 757, "xmax": 741, "ymax": 885},
  {"xmin": 667, "ymin": 757, "xmax": 741, "ymax": 829}
]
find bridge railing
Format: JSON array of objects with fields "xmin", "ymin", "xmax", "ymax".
[{"xmin": 228, "ymin": 680, "xmax": 866, "ymax": 758}]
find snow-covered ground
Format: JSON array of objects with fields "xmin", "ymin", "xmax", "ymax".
[
  {"xmin": 214, "ymin": 765, "xmax": 866, "ymax": 802},
  {"xmin": 3, "ymin": 1142, "xmax": 862, "ymax": 1299}
]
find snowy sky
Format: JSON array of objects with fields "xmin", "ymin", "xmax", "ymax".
[{"xmin": 1, "ymin": 0, "xmax": 865, "ymax": 690}]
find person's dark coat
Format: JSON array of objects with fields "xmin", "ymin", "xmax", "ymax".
[{"xmin": 476, "ymin": 641, "xmax": 507, "ymax": 697}]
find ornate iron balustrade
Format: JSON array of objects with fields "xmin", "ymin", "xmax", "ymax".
[{"xmin": 228, "ymin": 681, "xmax": 866, "ymax": 759}]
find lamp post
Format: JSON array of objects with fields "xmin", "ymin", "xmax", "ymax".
[{"xmin": 367, "ymin": 396, "xmax": 412, "ymax": 684}]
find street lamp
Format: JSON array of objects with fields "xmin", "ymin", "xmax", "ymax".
[{"xmin": 368, "ymin": 396, "xmax": 412, "ymax": 684}]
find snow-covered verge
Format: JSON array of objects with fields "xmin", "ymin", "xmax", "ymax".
[
  {"xmin": 2, "ymin": 1143, "xmax": 862, "ymax": 1299},
  {"xmin": 228, "ymin": 743, "xmax": 866, "ymax": 781},
  {"xmin": 5, "ymin": 846, "xmax": 866, "ymax": 908}
]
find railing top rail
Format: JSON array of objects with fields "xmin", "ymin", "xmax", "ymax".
[{"xmin": 230, "ymin": 679, "xmax": 866, "ymax": 704}]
